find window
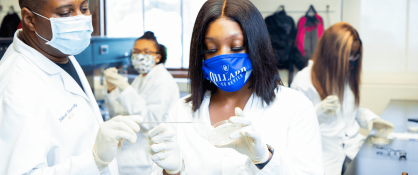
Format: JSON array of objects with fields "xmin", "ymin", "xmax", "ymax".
[
  {"xmin": 105, "ymin": 0, "xmax": 144, "ymax": 37},
  {"xmin": 144, "ymin": 0, "xmax": 182, "ymax": 68},
  {"xmin": 105, "ymin": 0, "xmax": 208, "ymax": 69},
  {"xmin": 182, "ymin": 0, "xmax": 208, "ymax": 68}
]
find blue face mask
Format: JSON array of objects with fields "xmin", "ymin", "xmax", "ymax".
[
  {"xmin": 202, "ymin": 53, "xmax": 253, "ymax": 92},
  {"xmin": 32, "ymin": 11, "xmax": 93, "ymax": 55}
]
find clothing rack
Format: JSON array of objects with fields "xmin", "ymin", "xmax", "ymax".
[
  {"xmin": 260, "ymin": 10, "xmax": 334, "ymax": 14},
  {"xmin": 261, "ymin": 5, "xmax": 333, "ymax": 14}
]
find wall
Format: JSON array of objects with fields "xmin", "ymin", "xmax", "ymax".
[
  {"xmin": 251, "ymin": 0, "xmax": 342, "ymax": 87},
  {"xmin": 343, "ymin": 0, "xmax": 418, "ymax": 115},
  {"xmin": 251, "ymin": 0, "xmax": 343, "ymax": 87},
  {"xmin": 251, "ymin": 0, "xmax": 342, "ymax": 29}
]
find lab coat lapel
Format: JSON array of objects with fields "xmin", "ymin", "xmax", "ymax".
[
  {"xmin": 242, "ymin": 93, "xmax": 265, "ymax": 123},
  {"xmin": 192, "ymin": 92, "xmax": 264, "ymax": 139},
  {"xmin": 193, "ymin": 92, "xmax": 213, "ymax": 139},
  {"xmin": 138, "ymin": 64, "xmax": 162, "ymax": 91},
  {"xmin": 13, "ymin": 30, "xmax": 101, "ymax": 123},
  {"xmin": 69, "ymin": 56, "xmax": 104, "ymax": 124},
  {"xmin": 13, "ymin": 30, "xmax": 89, "ymax": 101},
  {"xmin": 59, "ymin": 71, "xmax": 89, "ymax": 101}
]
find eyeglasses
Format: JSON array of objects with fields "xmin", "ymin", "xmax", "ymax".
[
  {"xmin": 375, "ymin": 146, "xmax": 407, "ymax": 159},
  {"xmin": 131, "ymin": 49, "xmax": 158, "ymax": 55}
]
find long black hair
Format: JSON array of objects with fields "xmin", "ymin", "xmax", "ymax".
[
  {"xmin": 186, "ymin": 0, "xmax": 282, "ymax": 112},
  {"xmin": 137, "ymin": 31, "xmax": 167, "ymax": 64}
]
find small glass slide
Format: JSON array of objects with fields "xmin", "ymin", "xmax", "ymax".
[{"xmin": 208, "ymin": 120, "xmax": 241, "ymax": 146}]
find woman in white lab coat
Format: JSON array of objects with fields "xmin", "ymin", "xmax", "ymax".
[
  {"xmin": 291, "ymin": 22, "xmax": 394, "ymax": 175},
  {"xmin": 145, "ymin": 0, "xmax": 324, "ymax": 174},
  {"xmin": 104, "ymin": 31, "xmax": 179, "ymax": 175}
]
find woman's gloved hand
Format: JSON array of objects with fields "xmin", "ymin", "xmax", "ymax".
[
  {"xmin": 321, "ymin": 95, "xmax": 341, "ymax": 114},
  {"xmin": 93, "ymin": 115, "xmax": 143, "ymax": 171},
  {"xmin": 148, "ymin": 124, "xmax": 183, "ymax": 174},
  {"xmin": 104, "ymin": 67, "xmax": 130, "ymax": 91},
  {"xmin": 106, "ymin": 80, "xmax": 116, "ymax": 92},
  {"xmin": 217, "ymin": 107, "xmax": 270, "ymax": 164},
  {"xmin": 370, "ymin": 118, "xmax": 394, "ymax": 131}
]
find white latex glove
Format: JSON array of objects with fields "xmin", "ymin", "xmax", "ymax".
[
  {"xmin": 93, "ymin": 115, "xmax": 143, "ymax": 171},
  {"xmin": 148, "ymin": 124, "xmax": 183, "ymax": 174},
  {"xmin": 104, "ymin": 67, "xmax": 130, "ymax": 91},
  {"xmin": 371, "ymin": 118, "xmax": 394, "ymax": 131},
  {"xmin": 217, "ymin": 107, "xmax": 270, "ymax": 164},
  {"xmin": 321, "ymin": 95, "xmax": 341, "ymax": 114}
]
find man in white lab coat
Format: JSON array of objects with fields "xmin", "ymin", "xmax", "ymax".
[{"xmin": 0, "ymin": 0, "xmax": 143, "ymax": 174}]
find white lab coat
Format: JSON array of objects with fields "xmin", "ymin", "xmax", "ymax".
[
  {"xmin": 291, "ymin": 61, "xmax": 377, "ymax": 175},
  {"xmin": 152, "ymin": 87, "xmax": 324, "ymax": 175},
  {"xmin": 0, "ymin": 30, "xmax": 118, "ymax": 175},
  {"xmin": 105, "ymin": 64, "xmax": 179, "ymax": 175}
]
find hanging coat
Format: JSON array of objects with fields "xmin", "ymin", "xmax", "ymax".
[
  {"xmin": 291, "ymin": 61, "xmax": 378, "ymax": 175},
  {"xmin": 0, "ymin": 30, "xmax": 118, "ymax": 175},
  {"xmin": 151, "ymin": 87, "xmax": 324, "ymax": 175},
  {"xmin": 0, "ymin": 13, "xmax": 21, "ymax": 37},
  {"xmin": 265, "ymin": 11, "xmax": 307, "ymax": 71},
  {"xmin": 295, "ymin": 14, "xmax": 324, "ymax": 59},
  {"xmin": 104, "ymin": 63, "xmax": 180, "ymax": 175}
]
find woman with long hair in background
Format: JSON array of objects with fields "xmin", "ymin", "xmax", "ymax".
[{"xmin": 291, "ymin": 22, "xmax": 394, "ymax": 175}]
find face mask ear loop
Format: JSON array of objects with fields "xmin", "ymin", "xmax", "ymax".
[
  {"xmin": 31, "ymin": 11, "xmax": 51, "ymax": 42},
  {"xmin": 35, "ymin": 31, "xmax": 50, "ymax": 42},
  {"xmin": 31, "ymin": 11, "xmax": 50, "ymax": 20}
]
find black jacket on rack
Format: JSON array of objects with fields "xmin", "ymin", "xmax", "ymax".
[
  {"xmin": 0, "ymin": 13, "xmax": 21, "ymax": 37},
  {"xmin": 265, "ymin": 10, "xmax": 307, "ymax": 86}
]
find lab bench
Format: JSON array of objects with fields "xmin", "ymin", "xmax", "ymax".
[{"xmin": 344, "ymin": 100, "xmax": 418, "ymax": 175}]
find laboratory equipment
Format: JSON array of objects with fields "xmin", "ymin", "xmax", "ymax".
[
  {"xmin": 74, "ymin": 37, "xmax": 137, "ymax": 121},
  {"xmin": 407, "ymin": 118, "xmax": 418, "ymax": 132},
  {"xmin": 371, "ymin": 127, "xmax": 393, "ymax": 145},
  {"xmin": 375, "ymin": 145, "xmax": 407, "ymax": 159},
  {"xmin": 208, "ymin": 120, "xmax": 241, "ymax": 146}
]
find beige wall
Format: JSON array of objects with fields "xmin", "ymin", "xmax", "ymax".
[
  {"xmin": 344, "ymin": 0, "xmax": 418, "ymax": 115},
  {"xmin": 251, "ymin": 0, "xmax": 342, "ymax": 29}
]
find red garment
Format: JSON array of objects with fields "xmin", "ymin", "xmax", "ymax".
[
  {"xmin": 18, "ymin": 21, "xmax": 22, "ymax": 29},
  {"xmin": 295, "ymin": 14, "xmax": 324, "ymax": 56}
]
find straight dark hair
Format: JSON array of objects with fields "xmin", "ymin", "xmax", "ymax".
[{"xmin": 186, "ymin": 0, "xmax": 282, "ymax": 112}]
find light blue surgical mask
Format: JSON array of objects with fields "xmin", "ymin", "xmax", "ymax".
[{"xmin": 32, "ymin": 11, "xmax": 93, "ymax": 55}]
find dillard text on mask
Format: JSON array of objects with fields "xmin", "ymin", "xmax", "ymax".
[{"xmin": 208, "ymin": 67, "xmax": 246, "ymax": 87}]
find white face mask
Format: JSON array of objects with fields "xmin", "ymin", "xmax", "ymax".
[
  {"xmin": 32, "ymin": 11, "xmax": 93, "ymax": 55},
  {"xmin": 131, "ymin": 54, "xmax": 156, "ymax": 74}
]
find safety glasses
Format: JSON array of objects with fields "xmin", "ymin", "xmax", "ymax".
[{"xmin": 375, "ymin": 146, "xmax": 407, "ymax": 159}]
